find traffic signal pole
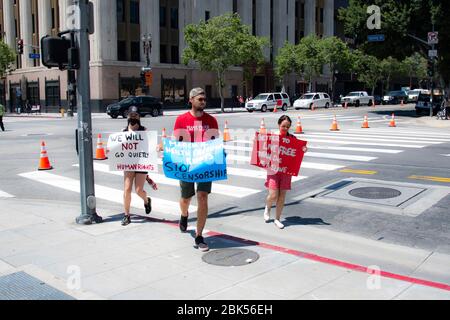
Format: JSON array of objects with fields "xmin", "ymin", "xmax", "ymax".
[{"xmin": 75, "ymin": 0, "xmax": 102, "ymax": 225}]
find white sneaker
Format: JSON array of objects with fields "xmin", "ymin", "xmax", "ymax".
[
  {"xmin": 263, "ymin": 207, "xmax": 270, "ymax": 222},
  {"xmin": 274, "ymin": 219, "xmax": 285, "ymax": 229}
]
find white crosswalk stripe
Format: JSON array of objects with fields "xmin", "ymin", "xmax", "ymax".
[
  {"xmin": 19, "ymin": 171, "xmax": 194, "ymax": 214},
  {"xmin": 0, "ymin": 190, "xmax": 14, "ymax": 198}
]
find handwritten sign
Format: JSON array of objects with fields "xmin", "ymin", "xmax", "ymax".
[
  {"xmin": 107, "ymin": 131, "xmax": 158, "ymax": 172},
  {"xmin": 163, "ymin": 138, "xmax": 227, "ymax": 183},
  {"xmin": 250, "ymin": 132, "xmax": 307, "ymax": 176}
]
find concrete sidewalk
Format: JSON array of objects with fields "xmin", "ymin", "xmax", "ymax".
[{"xmin": 1, "ymin": 197, "xmax": 449, "ymax": 300}]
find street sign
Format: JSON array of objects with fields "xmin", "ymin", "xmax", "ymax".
[
  {"xmin": 428, "ymin": 32, "xmax": 438, "ymax": 45},
  {"xmin": 368, "ymin": 34, "xmax": 385, "ymax": 42},
  {"xmin": 29, "ymin": 53, "xmax": 40, "ymax": 59},
  {"xmin": 428, "ymin": 50, "xmax": 438, "ymax": 58}
]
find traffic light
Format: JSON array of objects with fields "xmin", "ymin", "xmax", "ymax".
[
  {"xmin": 140, "ymin": 68, "xmax": 153, "ymax": 87},
  {"xmin": 16, "ymin": 39, "xmax": 24, "ymax": 55},
  {"xmin": 40, "ymin": 35, "xmax": 73, "ymax": 70},
  {"xmin": 427, "ymin": 59, "xmax": 434, "ymax": 78}
]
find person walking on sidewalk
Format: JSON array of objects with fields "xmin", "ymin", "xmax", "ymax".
[
  {"xmin": 121, "ymin": 106, "xmax": 152, "ymax": 226},
  {"xmin": 173, "ymin": 87, "xmax": 219, "ymax": 251},
  {"xmin": 0, "ymin": 102, "xmax": 5, "ymax": 132},
  {"xmin": 263, "ymin": 115, "xmax": 308, "ymax": 229}
]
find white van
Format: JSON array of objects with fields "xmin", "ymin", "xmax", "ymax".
[{"xmin": 245, "ymin": 93, "xmax": 291, "ymax": 113}]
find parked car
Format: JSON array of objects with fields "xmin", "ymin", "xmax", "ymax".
[
  {"xmin": 407, "ymin": 89, "xmax": 429, "ymax": 103},
  {"xmin": 382, "ymin": 90, "xmax": 409, "ymax": 105},
  {"xmin": 341, "ymin": 91, "xmax": 374, "ymax": 107},
  {"xmin": 106, "ymin": 96, "xmax": 163, "ymax": 119},
  {"xmin": 294, "ymin": 92, "xmax": 331, "ymax": 110},
  {"xmin": 373, "ymin": 95, "xmax": 382, "ymax": 106},
  {"xmin": 245, "ymin": 92, "xmax": 291, "ymax": 112},
  {"xmin": 415, "ymin": 91, "xmax": 445, "ymax": 116}
]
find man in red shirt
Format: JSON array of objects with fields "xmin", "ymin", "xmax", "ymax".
[{"xmin": 173, "ymin": 87, "xmax": 219, "ymax": 252}]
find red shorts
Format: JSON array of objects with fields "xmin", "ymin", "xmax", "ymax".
[{"xmin": 265, "ymin": 173, "xmax": 292, "ymax": 191}]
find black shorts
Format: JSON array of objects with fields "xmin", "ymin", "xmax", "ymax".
[{"xmin": 180, "ymin": 181, "xmax": 212, "ymax": 199}]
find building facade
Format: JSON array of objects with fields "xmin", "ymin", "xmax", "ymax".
[{"xmin": 1, "ymin": 0, "xmax": 341, "ymax": 112}]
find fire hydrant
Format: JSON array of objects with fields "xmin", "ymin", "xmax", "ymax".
[{"xmin": 60, "ymin": 107, "xmax": 66, "ymax": 118}]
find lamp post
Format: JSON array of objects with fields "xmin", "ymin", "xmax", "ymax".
[{"xmin": 142, "ymin": 34, "xmax": 152, "ymax": 95}]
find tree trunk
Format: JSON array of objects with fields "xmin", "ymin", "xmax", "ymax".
[{"xmin": 217, "ymin": 71, "xmax": 225, "ymax": 113}]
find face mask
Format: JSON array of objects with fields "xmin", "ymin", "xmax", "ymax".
[{"xmin": 128, "ymin": 118, "xmax": 140, "ymax": 126}]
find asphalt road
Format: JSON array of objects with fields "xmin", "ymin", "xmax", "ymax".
[{"xmin": 1, "ymin": 103, "xmax": 450, "ymax": 256}]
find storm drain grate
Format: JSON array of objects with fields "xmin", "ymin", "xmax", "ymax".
[
  {"xmin": 0, "ymin": 272, "xmax": 75, "ymax": 300},
  {"xmin": 349, "ymin": 187, "xmax": 402, "ymax": 200},
  {"xmin": 202, "ymin": 249, "xmax": 260, "ymax": 267}
]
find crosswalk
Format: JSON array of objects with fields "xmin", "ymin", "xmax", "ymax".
[{"xmin": 15, "ymin": 127, "xmax": 450, "ymax": 216}]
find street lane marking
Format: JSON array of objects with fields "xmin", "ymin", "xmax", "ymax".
[
  {"xmin": 339, "ymin": 169, "xmax": 378, "ymax": 175},
  {"xmin": 0, "ymin": 190, "xmax": 14, "ymax": 198},
  {"xmin": 349, "ymin": 129, "xmax": 450, "ymax": 138},
  {"xmin": 301, "ymin": 133, "xmax": 442, "ymax": 144},
  {"xmin": 225, "ymin": 154, "xmax": 345, "ymax": 171},
  {"xmin": 224, "ymin": 143, "xmax": 402, "ymax": 154},
  {"xmin": 18, "ymin": 171, "xmax": 194, "ymax": 213},
  {"xmin": 408, "ymin": 175, "xmax": 450, "ymax": 183},
  {"xmin": 345, "ymin": 130, "xmax": 450, "ymax": 142},
  {"xmin": 74, "ymin": 164, "xmax": 261, "ymax": 198}
]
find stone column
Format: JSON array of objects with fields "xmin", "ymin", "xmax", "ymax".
[
  {"xmin": 323, "ymin": 0, "xmax": 334, "ymax": 37},
  {"xmin": 3, "ymin": 0, "xmax": 16, "ymax": 49},
  {"xmin": 237, "ymin": 0, "xmax": 252, "ymax": 28},
  {"xmin": 92, "ymin": 0, "xmax": 117, "ymax": 62},
  {"xmin": 38, "ymin": 0, "xmax": 52, "ymax": 40},
  {"xmin": 139, "ymin": 0, "xmax": 159, "ymax": 65},
  {"xmin": 256, "ymin": 0, "xmax": 270, "ymax": 60},
  {"xmin": 19, "ymin": 0, "xmax": 33, "ymax": 68},
  {"xmin": 304, "ymin": 0, "xmax": 315, "ymax": 36}
]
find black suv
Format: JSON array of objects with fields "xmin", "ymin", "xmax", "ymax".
[{"xmin": 106, "ymin": 96, "xmax": 163, "ymax": 119}]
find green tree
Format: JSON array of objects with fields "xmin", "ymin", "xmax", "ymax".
[
  {"xmin": 401, "ymin": 53, "xmax": 428, "ymax": 89},
  {"xmin": 0, "ymin": 40, "xmax": 15, "ymax": 77},
  {"xmin": 182, "ymin": 13, "xmax": 268, "ymax": 112},
  {"xmin": 275, "ymin": 42, "xmax": 299, "ymax": 83},
  {"xmin": 351, "ymin": 50, "xmax": 383, "ymax": 96},
  {"xmin": 380, "ymin": 56, "xmax": 401, "ymax": 95},
  {"xmin": 319, "ymin": 36, "xmax": 352, "ymax": 101}
]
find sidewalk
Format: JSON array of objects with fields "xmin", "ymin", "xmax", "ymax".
[{"xmin": 1, "ymin": 197, "xmax": 449, "ymax": 300}]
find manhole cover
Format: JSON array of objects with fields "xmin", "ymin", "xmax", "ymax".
[
  {"xmin": 349, "ymin": 187, "xmax": 402, "ymax": 199},
  {"xmin": 202, "ymin": 249, "xmax": 260, "ymax": 267}
]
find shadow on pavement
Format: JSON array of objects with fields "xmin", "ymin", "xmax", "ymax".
[
  {"xmin": 284, "ymin": 216, "xmax": 331, "ymax": 228},
  {"xmin": 371, "ymin": 109, "xmax": 420, "ymax": 118}
]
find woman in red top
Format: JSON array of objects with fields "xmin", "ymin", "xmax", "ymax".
[{"xmin": 264, "ymin": 115, "xmax": 307, "ymax": 229}]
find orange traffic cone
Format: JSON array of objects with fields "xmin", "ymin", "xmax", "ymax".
[
  {"xmin": 259, "ymin": 118, "xmax": 267, "ymax": 134},
  {"xmin": 361, "ymin": 115, "xmax": 370, "ymax": 129},
  {"xmin": 295, "ymin": 116, "xmax": 304, "ymax": 134},
  {"xmin": 273, "ymin": 103, "xmax": 278, "ymax": 113},
  {"xmin": 38, "ymin": 141, "xmax": 53, "ymax": 170},
  {"xmin": 94, "ymin": 134, "xmax": 108, "ymax": 160},
  {"xmin": 159, "ymin": 128, "xmax": 167, "ymax": 150},
  {"xmin": 389, "ymin": 113, "xmax": 397, "ymax": 127},
  {"xmin": 330, "ymin": 115, "xmax": 340, "ymax": 131},
  {"xmin": 223, "ymin": 121, "xmax": 231, "ymax": 142}
]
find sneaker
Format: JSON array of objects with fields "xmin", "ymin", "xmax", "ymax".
[
  {"xmin": 274, "ymin": 219, "xmax": 285, "ymax": 229},
  {"xmin": 264, "ymin": 207, "xmax": 270, "ymax": 223},
  {"xmin": 179, "ymin": 214, "xmax": 188, "ymax": 233},
  {"xmin": 195, "ymin": 236, "xmax": 209, "ymax": 252},
  {"xmin": 121, "ymin": 215, "xmax": 131, "ymax": 226},
  {"xmin": 144, "ymin": 197, "xmax": 152, "ymax": 214}
]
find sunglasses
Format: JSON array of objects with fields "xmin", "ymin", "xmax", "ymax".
[{"xmin": 197, "ymin": 98, "xmax": 206, "ymax": 102}]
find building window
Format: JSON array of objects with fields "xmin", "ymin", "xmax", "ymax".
[
  {"xmin": 205, "ymin": 11, "xmax": 210, "ymax": 22},
  {"xmin": 320, "ymin": 8, "xmax": 324, "ymax": 23},
  {"xmin": 301, "ymin": 3, "xmax": 304, "ymax": 19},
  {"xmin": 130, "ymin": 0, "xmax": 140, "ymax": 24},
  {"xmin": 118, "ymin": 40, "xmax": 127, "ymax": 61},
  {"xmin": 160, "ymin": 6, "xmax": 166, "ymax": 27},
  {"xmin": 130, "ymin": 41, "xmax": 140, "ymax": 61},
  {"xmin": 117, "ymin": 0, "xmax": 125, "ymax": 22},
  {"xmin": 170, "ymin": 8, "xmax": 178, "ymax": 29},
  {"xmin": 233, "ymin": 0, "xmax": 238, "ymax": 13},
  {"xmin": 171, "ymin": 46, "xmax": 179, "ymax": 64},
  {"xmin": 160, "ymin": 45, "xmax": 167, "ymax": 63},
  {"xmin": 27, "ymin": 82, "xmax": 40, "ymax": 106},
  {"xmin": 45, "ymin": 81, "xmax": 60, "ymax": 107}
]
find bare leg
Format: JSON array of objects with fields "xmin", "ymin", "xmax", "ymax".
[
  {"xmin": 134, "ymin": 173, "xmax": 149, "ymax": 204},
  {"xmin": 276, "ymin": 190, "xmax": 288, "ymax": 221},
  {"xmin": 196, "ymin": 192, "xmax": 209, "ymax": 237},
  {"xmin": 123, "ymin": 172, "xmax": 135, "ymax": 215},
  {"xmin": 180, "ymin": 197, "xmax": 191, "ymax": 217},
  {"xmin": 265, "ymin": 189, "xmax": 279, "ymax": 220}
]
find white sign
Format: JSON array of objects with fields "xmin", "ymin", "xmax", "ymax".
[
  {"xmin": 428, "ymin": 32, "xmax": 439, "ymax": 45},
  {"xmin": 429, "ymin": 50, "xmax": 438, "ymax": 58},
  {"xmin": 107, "ymin": 131, "xmax": 158, "ymax": 172}
]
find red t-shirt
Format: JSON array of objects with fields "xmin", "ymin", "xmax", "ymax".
[{"xmin": 173, "ymin": 111, "xmax": 219, "ymax": 142}]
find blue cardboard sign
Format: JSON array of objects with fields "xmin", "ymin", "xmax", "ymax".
[
  {"xmin": 163, "ymin": 138, "xmax": 227, "ymax": 183},
  {"xmin": 368, "ymin": 34, "xmax": 385, "ymax": 42}
]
